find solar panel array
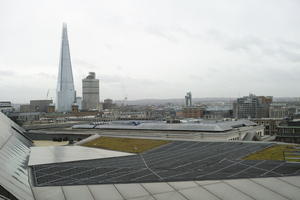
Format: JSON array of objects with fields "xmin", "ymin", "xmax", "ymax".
[{"xmin": 32, "ymin": 141, "xmax": 300, "ymax": 187}]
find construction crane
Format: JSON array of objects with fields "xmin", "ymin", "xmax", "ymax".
[{"xmin": 46, "ymin": 89, "xmax": 50, "ymax": 99}]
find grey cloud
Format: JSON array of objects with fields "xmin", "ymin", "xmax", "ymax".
[
  {"xmin": 144, "ymin": 26, "xmax": 178, "ymax": 43},
  {"xmin": 115, "ymin": 65, "xmax": 123, "ymax": 71},
  {"xmin": 188, "ymin": 74, "xmax": 203, "ymax": 80},
  {"xmin": 73, "ymin": 59, "xmax": 98, "ymax": 69},
  {"xmin": 207, "ymin": 29, "xmax": 264, "ymax": 52},
  {"xmin": 101, "ymin": 74, "xmax": 165, "ymax": 85},
  {"xmin": 207, "ymin": 29, "xmax": 300, "ymax": 63},
  {"xmin": 278, "ymin": 39, "xmax": 300, "ymax": 50},
  {"xmin": 174, "ymin": 27, "xmax": 203, "ymax": 40},
  {"xmin": 36, "ymin": 72, "xmax": 56, "ymax": 80},
  {"xmin": 278, "ymin": 48, "xmax": 300, "ymax": 62},
  {"xmin": 104, "ymin": 43, "xmax": 113, "ymax": 50},
  {"xmin": 0, "ymin": 69, "xmax": 16, "ymax": 77},
  {"xmin": 101, "ymin": 74, "xmax": 122, "ymax": 84}
]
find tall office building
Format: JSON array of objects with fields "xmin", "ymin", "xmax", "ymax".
[
  {"xmin": 185, "ymin": 92, "xmax": 192, "ymax": 107},
  {"xmin": 56, "ymin": 23, "xmax": 76, "ymax": 112},
  {"xmin": 82, "ymin": 72, "xmax": 100, "ymax": 111}
]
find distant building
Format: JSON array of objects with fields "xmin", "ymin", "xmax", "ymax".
[
  {"xmin": 203, "ymin": 106, "xmax": 233, "ymax": 120},
  {"xmin": 251, "ymin": 118, "xmax": 283, "ymax": 136},
  {"xmin": 118, "ymin": 111, "xmax": 147, "ymax": 120},
  {"xmin": 82, "ymin": 72, "xmax": 99, "ymax": 111},
  {"xmin": 9, "ymin": 112, "xmax": 41, "ymax": 123},
  {"xmin": 72, "ymin": 103, "xmax": 79, "ymax": 113},
  {"xmin": 269, "ymin": 103, "xmax": 296, "ymax": 118},
  {"xmin": 103, "ymin": 99, "xmax": 114, "ymax": 110},
  {"xmin": 20, "ymin": 104, "xmax": 31, "ymax": 112},
  {"xmin": 56, "ymin": 23, "xmax": 76, "ymax": 112},
  {"xmin": 146, "ymin": 108, "xmax": 175, "ymax": 120},
  {"xmin": 233, "ymin": 94, "xmax": 272, "ymax": 119},
  {"xmin": 74, "ymin": 119, "xmax": 264, "ymax": 141},
  {"xmin": 177, "ymin": 106, "xmax": 205, "ymax": 119},
  {"xmin": 185, "ymin": 92, "xmax": 192, "ymax": 107},
  {"xmin": 276, "ymin": 119, "xmax": 300, "ymax": 143},
  {"xmin": 0, "ymin": 101, "xmax": 14, "ymax": 115},
  {"xmin": 47, "ymin": 104, "xmax": 55, "ymax": 113},
  {"xmin": 76, "ymin": 97, "xmax": 82, "ymax": 110},
  {"xmin": 30, "ymin": 100, "xmax": 53, "ymax": 113}
]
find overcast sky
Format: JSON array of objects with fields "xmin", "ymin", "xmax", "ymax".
[{"xmin": 1, "ymin": 0, "xmax": 300, "ymax": 103}]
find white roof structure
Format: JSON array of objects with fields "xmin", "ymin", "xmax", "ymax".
[
  {"xmin": 73, "ymin": 119, "xmax": 257, "ymax": 132},
  {"xmin": 31, "ymin": 176, "xmax": 300, "ymax": 200},
  {"xmin": 28, "ymin": 146, "xmax": 134, "ymax": 166}
]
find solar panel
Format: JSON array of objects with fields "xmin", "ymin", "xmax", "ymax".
[{"xmin": 31, "ymin": 141, "xmax": 300, "ymax": 187}]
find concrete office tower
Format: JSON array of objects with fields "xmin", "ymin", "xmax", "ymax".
[
  {"xmin": 233, "ymin": 94, "xmax": 272, "ymax": 119},
  {"xmin": 185, "ymin": 92, "xmax": 192, "ymax": 107},
  {"xmin": 56, "ymin": 23, "xmax": 76, "ymax": 112},
  {"xmin": 82, "ymin": 72, "xmax": 100, "ymax": 111}
]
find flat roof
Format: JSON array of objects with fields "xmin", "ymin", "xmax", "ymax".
[
  {"xmin": 73, "ymin": 119, "xmax": 257, "ymax": 132},
  {"xmin": 31, "ymin": 141, "xmax": 300, "ymax": 187},
  {"xmin": 28, "ymin": 146, "xmax": 134, "ymax": 166}
]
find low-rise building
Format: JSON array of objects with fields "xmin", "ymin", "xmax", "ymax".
[
  {"xmin": 203, "ymin": 106, "xmax": 233, "ymax": 120},
  {"xmin": 9, "ymin": 112, "xmax": 41, "ymax": 123},
  {"xmin": 30, "ymin": 100, "xmax": 53, "ymax": 112},
  {"xmin": 102, "ymin": 99, "xmax": 115, "ymax": 110},
  {"xmin": 269, "ymin": 103, "xmax": 296, "ymax": 118},
  {"xmin": 118, "ymin": 111, "xmax": 148, "ymax": 120},
  {"xmin": 73, "ymin": 119, "xmax": 264, "ymax": 141},
  {"xmin": 251, "ymin": 118, "xmax": 283, "ymax": 136},
  {"xmin": 177, "ymin": 106, "xmax": 205, "ymax": 118},
  {"xmin": 20, "ymin": 104, "xmax": 31, "ymax": 112},
  {"xmin": 276, "ymin": 119, "xmax": 300, "ymax": 143},
  {"xmin": 0, "ymin": 101, "xmax": 14, "ymax": 115}
]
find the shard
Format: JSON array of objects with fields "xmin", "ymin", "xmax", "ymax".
[{"xmin": 56, "ymin": 23, "xmax": 76, "ymax": 112}]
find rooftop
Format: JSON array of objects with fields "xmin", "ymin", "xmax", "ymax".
[
  {"xmin": 31, "ymin": 141, "xmax": 300, "ymax": 187},
  {"xmin": 73, "ymin": 119, "xmax": 257, "ymax": 132},
  {"xmin": 0, "ymin": 112, "xmax": 300, "ymax": 200}
]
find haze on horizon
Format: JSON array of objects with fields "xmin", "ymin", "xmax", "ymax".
[{"xmin": 0, "ymin": 0, "xmax": 300, "ymax": 103}]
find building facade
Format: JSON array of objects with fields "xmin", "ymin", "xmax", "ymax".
[
  {"xmin": 269, "ymin": 103, "xmax": 297, "ymax": 118},
  {"xmin": 185, "ymin": 92, "xmax": 192, "ymax": 107},
  {"xmin": 103, "ymin": 99, "xmax": 115, "ymax": 110},
  {"xmin": 251, "ymin": 118, "xmax": 283, "ymax": 136},
  {"xmin": 30, "ymin": 100, "xmax": 53, "ymax": 113},
  {"xmin": 177, "ymin": 106, "xmax": 205, "ymax": 118},
  {"xmin": 82, "ymin": 72, "xmax": 100, "ymax": 111},
  {"xmin": 20, "ymin": 104, "xmax": 31, "ymax": 112},
  {"xmin": 56, "ymin": 23, "xmax": 76, "ymax": 112},
  {"xmin": 203, "ymin": 105, "xmax": 233, "ymax": 120},
  {"xmin": 276, "ymin": 119, "xmax": 300, "ymax": 143},
  {"xmin": 233, "ymin": 94, "xmax": 272, "ymax": 119},
  {"xmin": 0, "ymin": 101, "xmax": 14, "ymax": 115}
]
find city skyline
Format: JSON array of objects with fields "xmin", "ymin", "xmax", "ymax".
[{"xmin": 1, "ymin": 0, "xmax": 300, "ymax": 103}]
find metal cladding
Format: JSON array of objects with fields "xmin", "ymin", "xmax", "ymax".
[
  {"xmin": 82, "ymin": 72, "xmax": 100, "ymax": 111},
  {"xmin": 0, "ymin": 112, "xmax": 34, "ymax": 200},
  {"xmin": 56, "ymin": 23, "xmax": 76, "ymax": 112}
]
